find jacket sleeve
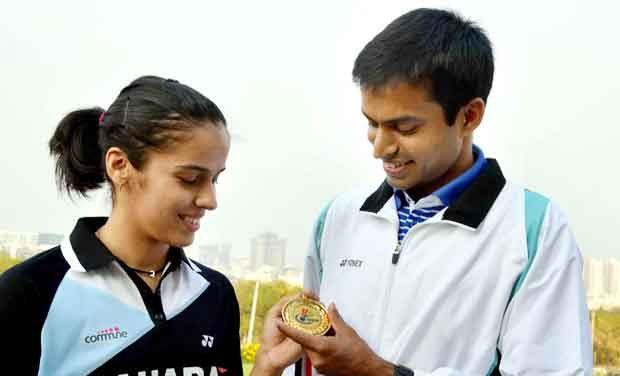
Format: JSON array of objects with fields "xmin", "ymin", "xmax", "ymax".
[
  {"xmin": 302, "ymin": 200, "xmax": 333, "ymax": 297},
  {"xmin": 495, "ymin": 202, "xmax": 592, "ymax": 375},
  {"xmin": 412, "ymin": 203, "xmax": 593, "ymax": 376}
]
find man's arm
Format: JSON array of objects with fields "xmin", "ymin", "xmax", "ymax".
[
  {"xmin": 277, "ymin": 303, "xmax": 395, "ymax": 376},
  {"xmin": 496, "ymin": 203, "xmax": 592, "ymax": 374}
]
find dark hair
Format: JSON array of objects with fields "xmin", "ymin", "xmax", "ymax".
[
  {"xmin": 352, "ymin": 8, "xmax": 494, "ymax": 125},
  {"xmin": 49, "ymin": 75, "xmax": 227, "ymax": 196}
]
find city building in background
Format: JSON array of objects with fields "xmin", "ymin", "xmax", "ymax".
[
  {"xmin": 3, "ymin": 226, "xmax": 618, "ymax": 295},
  {"xmin": 584, "ymin": 256, "xmax": 620, "ymax": 310},
  {"xmin": 193, "ymin": 232, "xmax": 302, "ymax": 286},
  {"xmin": 250, "ymin": 232, "xmax": 286, "ymax": 274},
  {"xmin": 0, "ymin": 230, "xmax": 63, "ymax": 259},
  {"xmin": 197, "ymin": 243, "xmax": 232, "ymax": 271}
]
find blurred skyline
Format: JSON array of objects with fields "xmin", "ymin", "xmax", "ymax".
[{"xmin": 1, "ymin": 0, "xmax": 619, "ymax": 265}]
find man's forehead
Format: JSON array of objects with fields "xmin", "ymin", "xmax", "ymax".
[
  {"xmin": 361, "ymin": 81, "xmax": 436, "ymax": 120},
  {"xmin": 361, "ymin": 78, "xmax": 433, "ymax": 98}
]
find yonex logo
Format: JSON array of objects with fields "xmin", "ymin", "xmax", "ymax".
[
  {"xmin": 84, "ymin": 326, "xmax": 128, "ymax": 344},
  {"xmin": 201, "ymin": 335, "xmax": 214, "ymax": 348},
  {"xmin": 339, "ymin": 259, "xmax": 363, "ymax": 268}
]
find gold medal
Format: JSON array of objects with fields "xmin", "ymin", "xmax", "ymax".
[{"xmin": 281, "ymin": 296, "xmax": 330, "ymax": 335}]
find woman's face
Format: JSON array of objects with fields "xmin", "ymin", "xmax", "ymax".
[{"xmin": 123, "ymin": 122, "xmax": 230, "ymax": 248}]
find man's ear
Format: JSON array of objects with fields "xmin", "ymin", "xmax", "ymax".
[{"xmin": 459, "ymin": 97, "xmax": 485, "ymax": 135}]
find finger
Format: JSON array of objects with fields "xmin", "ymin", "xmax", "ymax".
[
  {"xmin": 302, "ymin": 289, "xmax": 319, "ymax": 300},
  {"xmin": 327, "ymin": 303, "xmax": 351, "ymax": 334},
  {"xmin": 276, "ymin": 320, "xmax": 327, "ymax": 352},
  {"xmin": 266, "ymin": 294, "xmax": 300, "ymax": 319}
]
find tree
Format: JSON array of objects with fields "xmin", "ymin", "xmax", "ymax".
[
  {"xmin": 234, "ymin": 280, "xmax": 301, "ymax": 345},
  {"xmin": 0, "ymin": 250, "xmax": 22, "ymax": 273},
  {"xmin": 593, "ymin": 309, "xmax": 620, "ymax": 366}
]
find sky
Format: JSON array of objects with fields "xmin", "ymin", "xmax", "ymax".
[{"xmin": 1, "ymin": 0, "xmax": 619, "ymax": 266}]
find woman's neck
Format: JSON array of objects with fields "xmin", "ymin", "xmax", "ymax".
[{"xmin": 95, "ymin": 209, "xmax": 169, "ymax": 271}]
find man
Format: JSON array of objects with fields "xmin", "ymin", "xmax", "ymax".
[{"xmin": 255, "ymin": 8, "xmax": 592, "ymax": 376}]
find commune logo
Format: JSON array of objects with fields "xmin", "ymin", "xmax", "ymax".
[{"xmin": 84, "ymin": 326, "xmax": 128, "ymax": 344}]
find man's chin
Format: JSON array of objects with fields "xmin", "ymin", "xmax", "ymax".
[{"xmin": 386, "ymin": 176, "xmax": 416, "ymax": 191}]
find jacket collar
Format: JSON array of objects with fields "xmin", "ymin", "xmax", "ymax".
[
  {"xmin": 62, "ymin": 217, "xmax": 193, "ymax": 272},
  {"xmin": 360, "ymin": 159, "xmax": 506, "ymax": 229}
]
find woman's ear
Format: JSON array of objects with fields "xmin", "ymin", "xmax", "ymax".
[{"xmin": 104, "ymin": 147, "xmax": 131, "ymax": 190}]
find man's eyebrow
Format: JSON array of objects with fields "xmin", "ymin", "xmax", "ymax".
[
  {"xmin": 175, "ymin": 165, "xmax": 211, "ymax": 173},
  {"xmin": 362, "ymin": 111, "xmax": 425, "ymax": 125}
]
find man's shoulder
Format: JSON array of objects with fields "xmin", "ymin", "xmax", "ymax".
[{"xmin": 320, "ymin": 184, "xmax": 384, "ymax": 215}]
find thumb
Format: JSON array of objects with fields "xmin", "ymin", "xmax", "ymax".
[{"xmin": 327, "ymin": 303, "xmax": 351, "ymax": 334}]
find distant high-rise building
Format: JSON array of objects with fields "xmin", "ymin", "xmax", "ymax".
[
  {"xmin": 0, "ymin": 230, "xmax": 39, "ymax": 259},
  {"xmin": 250, "ymin": 232, "xmax": 286, "ymax": 273},
  {"xmin": 584, "ymin": 257, "xmax": 605, "ymax": 297},
  {"xmin": 219, "ymin": 243, "xmax": 231, "ymax": 268},
  {"xmin": 197, "ymin": 243, "xmax": 232, "ymax": 270},
  {"xmin": 38, "ymin": 233, "xmax": 64, "ymax": 247},
  {"xmin": 198, "ymin": 244, "xmax": 219, "ymax": 266},
  {"xmin": 0, "ymin": 231, "xmax": 62, "ymax": 261},
  {"xmin": 604, "ymin": 258, "xmax": 620, "ymax": 296},
  {"xmin": 0, "ymin": 230, "xmax": 38, "ymax": 247}
]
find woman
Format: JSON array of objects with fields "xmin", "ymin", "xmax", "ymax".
[{"xmin": 0, "ymin": 76, "xmax": 244, "ymax": 375}]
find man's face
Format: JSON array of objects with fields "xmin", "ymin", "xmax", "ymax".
[{"xmin": 362, "ymin": 80, "xmax": 469, "ymax": 195}]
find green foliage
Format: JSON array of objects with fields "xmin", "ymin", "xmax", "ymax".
[
  {"xmin": 0, "ymin": 250, "xmax": 22, "ymax": 273},
  {"xmin": 234, "ymin": 280, "xmax": 301, "ymax": 345},
  {"xmin": 593, "ymin": 310, "xmax": 620, "ymax": 366},
  {"xmin": 242, "ymin": 362, "xmax": 254, "ymax": 374},
  {"xmin": 241, "ymin": 342, "xmax": 260, "ymax": 363}
]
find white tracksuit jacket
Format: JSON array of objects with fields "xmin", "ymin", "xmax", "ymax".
[{"xmin": 288, "ymin": 159, "xmax": 592, "ymax": 376}]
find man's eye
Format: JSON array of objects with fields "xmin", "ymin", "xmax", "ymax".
[
  {"xmin": 398, "ymin": 124, "xmax": 420, "ymax": 134},
  {"xmin": 180, "ymin": 177, "xmax": 199, "ymax": 185},
  {"xmin": 368, "ymin": 121, "xmax": 378, "ymax": 128}
]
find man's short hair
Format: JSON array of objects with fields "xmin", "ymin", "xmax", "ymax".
[{"xmin": 352, "ymin": 8, "xmax": 494, "ymax": 125}]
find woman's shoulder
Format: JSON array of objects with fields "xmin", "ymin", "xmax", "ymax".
[{"xmin": 0, "ymin": 246, "xmax": 70, "ymax": 301}]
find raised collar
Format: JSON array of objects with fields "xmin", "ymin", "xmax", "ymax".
[
  {"xmin": 360, "ymin": 159, "xmax": 506, "ymax": 229},
  {"xmin": 61, "ymin": 217, "xmax": 195, "ymax": 272}
]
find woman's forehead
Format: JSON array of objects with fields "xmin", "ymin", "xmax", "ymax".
[{"xmin": 147, "ymin": 126, "xmax": 230, "ymax": 171}]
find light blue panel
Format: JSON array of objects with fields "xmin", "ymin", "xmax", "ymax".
[
  {"xmin": 510, "ymin": 190, "xmax": 550, "ymax": 298},
  {"xmin": 39, "ymin": 275, "xmax": 154, "ymax": 376},
  {"xmin": 314, "ymin": 200, "xmax": 334, "ymax": 281}
]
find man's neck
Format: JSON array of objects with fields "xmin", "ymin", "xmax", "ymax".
[{"xmin": 407, "ymin": 143, "xmax": 474, "ymax": 201}]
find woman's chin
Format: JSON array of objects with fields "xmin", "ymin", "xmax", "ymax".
[{"xmin": 167, "ymin": 233, "xmax": 195, "ymax": 248}]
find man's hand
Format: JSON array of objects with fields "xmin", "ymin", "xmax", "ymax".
[
  {"xmin": 277, "ymin": 303, "xmax": 394, "ymax": 376},
  {"xmin": 251, "ymin": 294, "xmax": 303, "ymax": 376}
]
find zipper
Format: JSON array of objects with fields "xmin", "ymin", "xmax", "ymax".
[
  {"xmin": 377, "ymin": 220, "xmax": 434, "ymax": 352},
  {"xmin": 392, "ymin": 242, "xmax": 403, "ymax": 264},
  {"xmin": 376, "ymin": 221, "xmax": 412, "ymax": 352}
]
